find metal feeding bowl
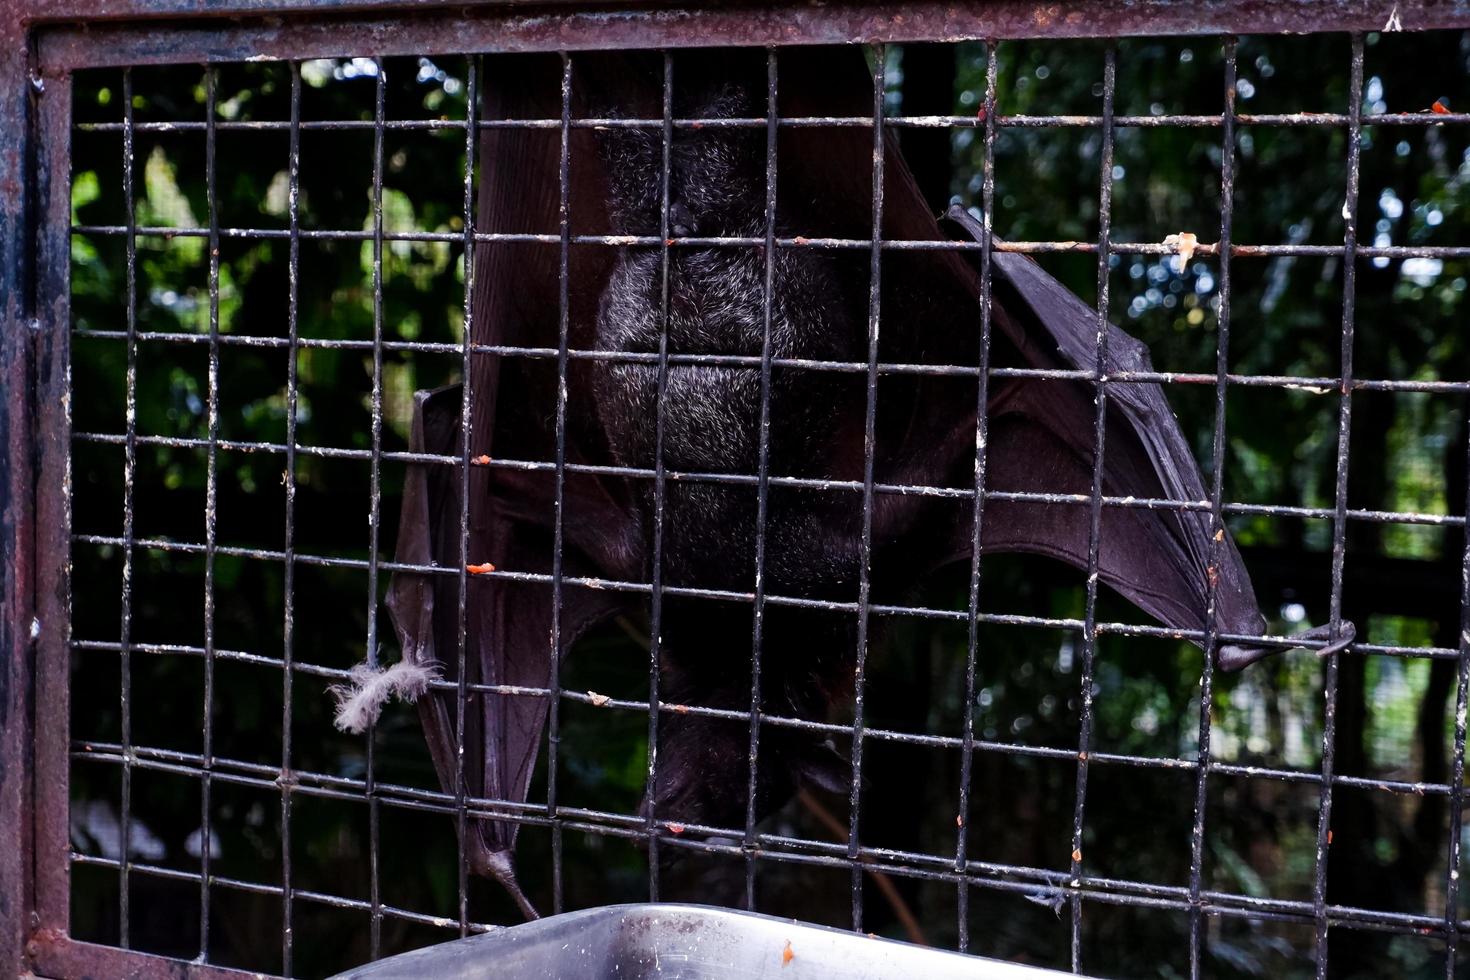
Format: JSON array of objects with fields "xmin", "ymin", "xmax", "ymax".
[{"xmin": 330, "ymin": 903, "xmax": 1076, "ymax": 979}]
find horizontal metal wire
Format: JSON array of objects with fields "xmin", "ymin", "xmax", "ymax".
[
  {"xmin": 68, "ymin": 741, "xmax": 1470, "ymax": 941},
  {"xmin": 68, "ymin": 845, "xmax": 1468, "ymax": 945},
  {"xmin": 66, "ymin": 530, "xmax": 1452, "ymax": 662},
  {"xmin": 68, "ymin": 326, "xmax": 1470, "ymax": 395},
  {"xmin": 64, "ymin": 644, "xmax": 1464, "ymax": 793},
  {"xmin": 70, "ymin": 851, "xmax": 501, "ymax": 935},
  {"xmin": 69, "ymin": 429, "xmax": 1467, "ymax": 530},
  {"xmin": 67, "ymin": 222, "xmax": 1470, "ymax": 260},
  {"xmin": 71, "ymin": 109, "xmax": 1470, "ymax": 133}
]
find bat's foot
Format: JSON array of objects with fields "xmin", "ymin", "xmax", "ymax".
[
  {"xmin": 470, "ymin": 847, "xmax": 542, "ymax": 921},
  {"xmin": 1293, "ymin": 621, "xmax": 1357, "ymax": 658},
  {"xmin": 1217, "ymin": 620, "xmax": 1356, "ymax": 671}
]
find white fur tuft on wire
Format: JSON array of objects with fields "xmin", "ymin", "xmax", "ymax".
[{"xmin": 330, "ymin": 658, "xmax": 440, "ymax": 734}]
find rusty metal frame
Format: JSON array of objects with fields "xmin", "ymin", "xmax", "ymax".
[
  {"xmin": 14, "ymin": 0, "xmax": 1470, "ymax": 72},
  {"xmin": 5, "ymin": 1, "xmax": 1470, "ymax": 978},
  {"xmin": 0, "ymin": 10, "xmax": 37, "ymax": 980}
]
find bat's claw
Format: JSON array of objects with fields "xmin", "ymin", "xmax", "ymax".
[
  {"xmin": 471, "ymin": 845, "xmax": 541, "ymax": 920},
  {"xmin": 1293, "ymin": 620, "xmax": 1357, "ymax": 658}
]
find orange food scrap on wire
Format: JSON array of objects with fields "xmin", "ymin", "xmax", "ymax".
[
  {"xmin": 471, "ymin": 454, "xmax": 491, "ymax": 465},
  {"xmin": 782, "ymin": 941, "xmax": 794, "ymax": 966},
  {"xmin": 466, "ymin": 563, "xmax": 496, "ymax": 575},
  {"xmin": 1432, "ymin": 100, "xmax": 1452, "ymax": 114}
]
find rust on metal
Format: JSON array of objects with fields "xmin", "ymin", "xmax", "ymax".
[
  {"xmin": 32, "ymin": 65, "xmax": 76, "ymax": 944},
  {"xmin": 0, "ymin": 1, "xmax": 38, "ymax": 976},
  {"xmin": 26, "ymin": 0, "xmax": 1470, "ymax": 72},
  {"xmin": 31, "ymin": 933, "xmax": 271, "ymax": 979}
]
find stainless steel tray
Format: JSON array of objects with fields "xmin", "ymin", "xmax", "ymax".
[{"xmin": 331, "ymin": 903, "xmax": 1076, "ymax": 979}]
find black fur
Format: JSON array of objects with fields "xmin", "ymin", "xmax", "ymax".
[{"xmin": 594, "ymin": 74, "xmax": 866, "ymax": 830}]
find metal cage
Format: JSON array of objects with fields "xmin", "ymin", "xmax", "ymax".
[{"xmin": 7, "ymin": 2, "xmax": 1470, "ymax": 978}]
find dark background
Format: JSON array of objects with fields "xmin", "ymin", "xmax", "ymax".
[{"xmin": 63, "ymin": 32, "xmax": 1470, "ymax": 978}]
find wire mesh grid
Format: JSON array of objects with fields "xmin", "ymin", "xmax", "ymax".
[{"xmin": 49, "ymin": 29, "xmax": 1470, "ymax": 980}]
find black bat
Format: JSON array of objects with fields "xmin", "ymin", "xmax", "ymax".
[{"xmin": 377, "ymin": 47, "xmax": 1349, "ymax": 917}]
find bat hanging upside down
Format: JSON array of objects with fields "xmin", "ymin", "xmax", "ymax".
[{"xmin": 332, "ymin": 47, "xmax": 1354, "ymax": 917}]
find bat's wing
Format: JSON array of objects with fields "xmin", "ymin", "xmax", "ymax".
[
  {"xmin": 770, "ymin": 48, "xmax": 1283, "ymax": 667},
  {"xmin": 942, "ymin": 206, "xmax": 1284, "ymax": 666},
  {"xmin": 385, "ymin": 53, "xmax": 644, "ymax": 915},
  {"xmin": 386, "ymin": 385, "xmax": 636, "ymax": 917}
]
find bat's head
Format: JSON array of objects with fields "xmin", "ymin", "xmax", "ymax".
[
  {"xmin": 647, "ymin": 717, "xmax": 853, "ymax": 838},
  {"xmin": 599, "ymin": 80, "xmax": 764, "ymax": 238}
]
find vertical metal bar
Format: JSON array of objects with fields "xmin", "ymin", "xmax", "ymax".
[
  {"xmin": 742, "ymin": 46, "xmax": 779, "ymax": 913},
  {"xmin": 847, "ymin": 41, "xmax": 887, "ymax": 933},
  {"xmin": 280, "ymin": 58, "xmax": 302, "ymax": 978},
  {"xmin": 199, "ymin": 65, "xmax": 222, "ymax": 962},
  {"xmin": 117, "ymin": 65, "xmax": 138, "ymax": 951},
  {"xmin": 954, "ymin": 38, "xmax": 999, "ymax": 955},
  {"xmin": 548, "ymin": 50, "xmax": 573, "ymax": 917},
  {"xmin": 0, "ymin": 21, "xmax": 39, "ymax": 976},
  {"xmin": 1068, "ymin": 42, "xmax": 1116, "ymax": 974},
  {"xmin": 365, "ymin": 57, "xmax": 387, "ymax": 959},
  {"xmin": 1312, "ymin": 35, "xmax": 1365, "ymax": 980},
  {"xmin": 453, "ymin": 55, "xmax": 480, "ymax": 938},
  {"xmin": 31, "ymin": 61, "xmax": 73, "ymax": 942},
  {"xmin": 641, "ymin": 50, "xmax": 675, "ymax": 901},
  {"xmin": 1186, "ymin": 36, "xmax": 1238, "ymax": 979}
]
